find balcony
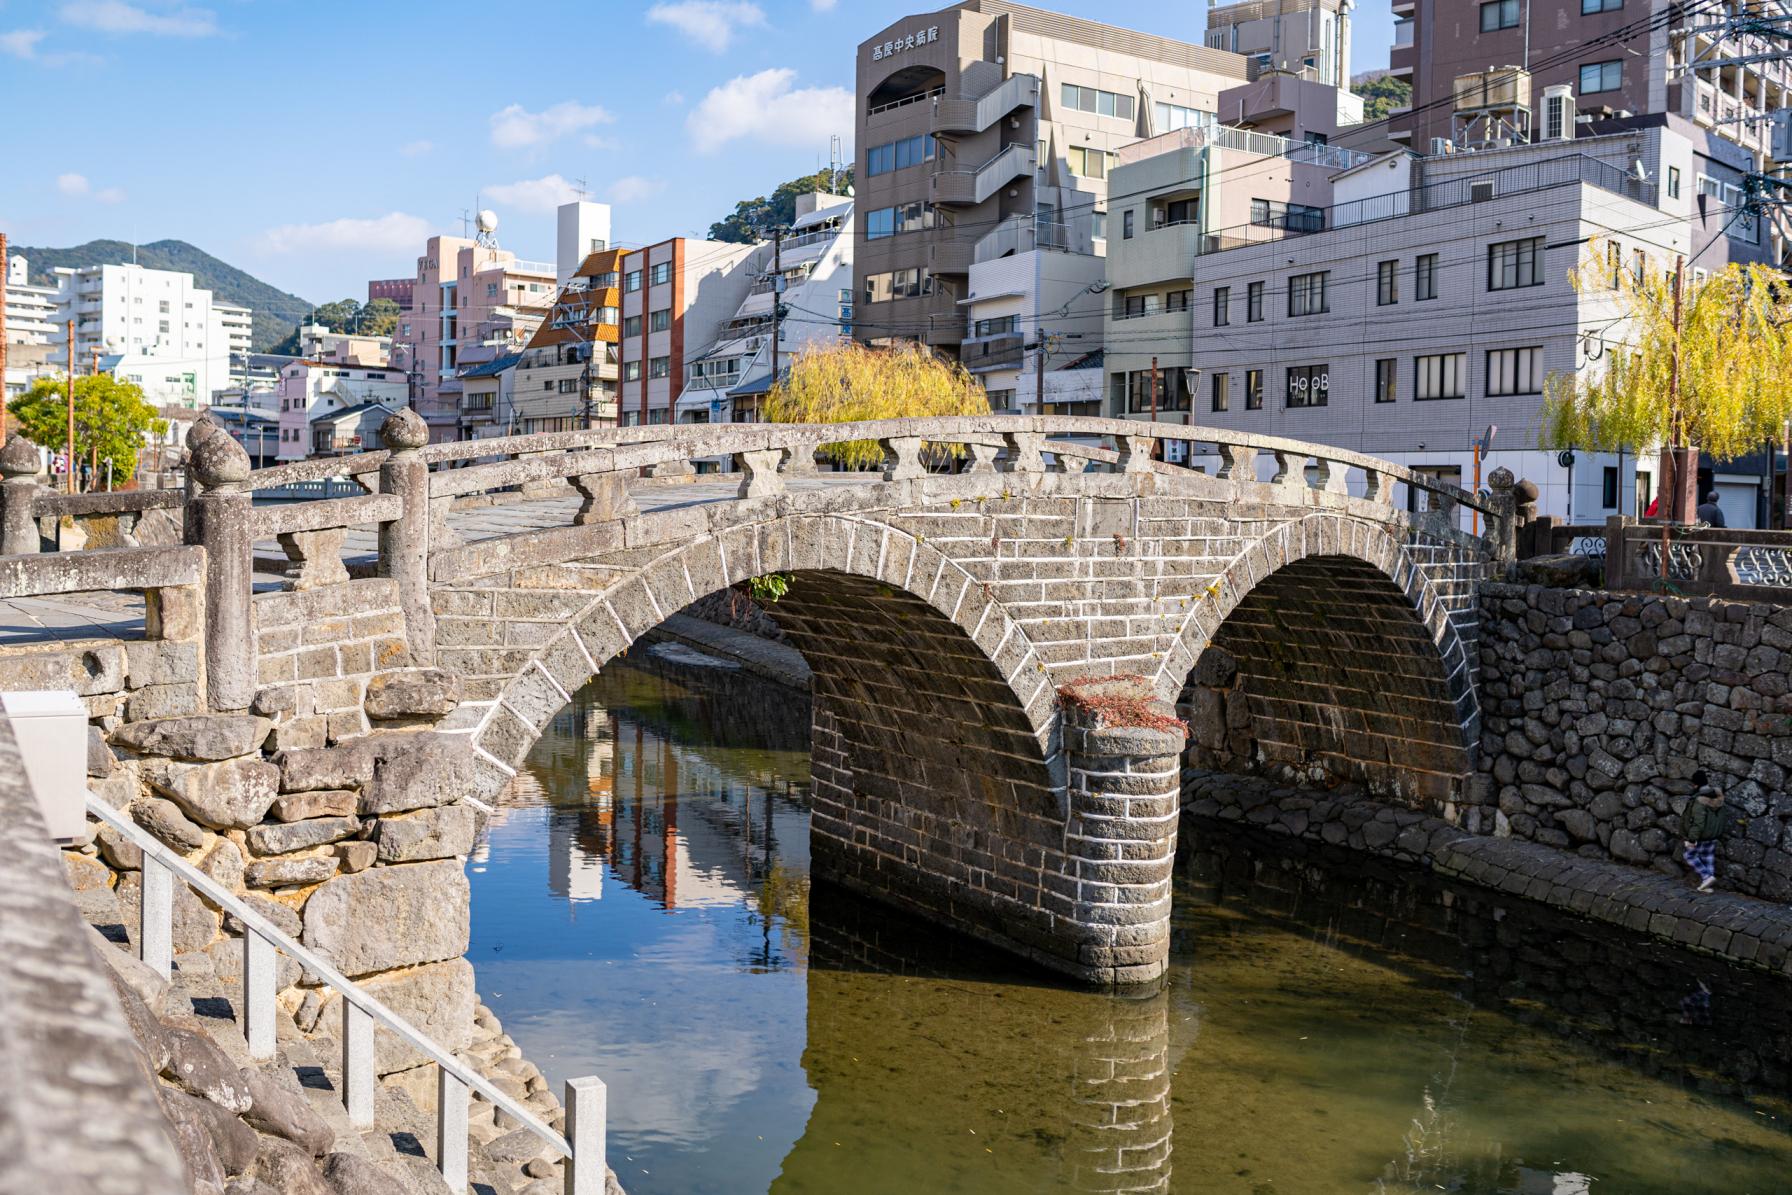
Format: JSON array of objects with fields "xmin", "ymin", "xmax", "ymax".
[
  {"xmin": 931, "ymin": 143, "xmax": 1036, "ymax": 206},
  {"xmin": 962, "ymin": 332, "xmax": 1024, "ymax": 373},
  {"xmin": 931, "ymin": 72, "xmax": 1039, "ymax": 135},
  {"xmin": 928, "ymin": 234, "xmax": 975, "ymax": 275}
]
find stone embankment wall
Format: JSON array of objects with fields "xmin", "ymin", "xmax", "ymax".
[{"xmin": 1473, "ymin": 582, "xmax": 1792, "ymax": 901}]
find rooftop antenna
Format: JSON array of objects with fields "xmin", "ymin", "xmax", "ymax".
[
  {"xmin": 574, "ymin": 176, "xmax": 590, "ymax": 201},
  {"xmin": 459, "ymin": 208, "xmax": 473, "ymax": 237},
  {"xmin": 828, "ymin": 134, "xmax": 844, "ymax": 194}
]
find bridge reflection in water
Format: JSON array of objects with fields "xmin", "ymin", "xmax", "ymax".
[{"xmin": 469, "ymin": 647, "xmax": 1792, "ymax": 1195}]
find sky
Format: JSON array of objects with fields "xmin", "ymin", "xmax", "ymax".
[{"xmin": 0, "ymin": 0, "xmax": 1394, "ymax": 305}]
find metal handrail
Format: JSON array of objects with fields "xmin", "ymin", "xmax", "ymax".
[{"xmin": 84, "ymin": 794, "xmax": 606, "ymax": 1194}]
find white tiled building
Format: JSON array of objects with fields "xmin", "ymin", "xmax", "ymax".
[{"xmin": 53, "ymin": 262, "xmax": 233, "ymax": 408}]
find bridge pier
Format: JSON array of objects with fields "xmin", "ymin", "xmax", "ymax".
[{"xmin": 810, "ymin": 676, "xmax": 1184, "ymax": 987}]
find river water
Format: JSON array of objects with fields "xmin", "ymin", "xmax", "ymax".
[{"xmin": 468, "ymin": 645, "xmax": 1792, "ymax": 1195}]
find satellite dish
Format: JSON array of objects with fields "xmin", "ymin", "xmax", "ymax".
[
  {"xmin": 844, "ymin": 185, "xmax": 855, "ymax": 197},
  {"xmin": 477, "ymin": 209, "xmax": 500, "ymax": 234}
]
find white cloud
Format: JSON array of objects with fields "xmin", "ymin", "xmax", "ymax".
[
  {"xmin": 483, "ymin": 174, "xmax": 581, "ymax": 214},
  {"xmin": 582, "ymin": 133, "xmax": 619, "ymax": 150},
  {"xmin": 95, "ymin": 187, "xmax": 125, "ymax": 204},
  {"xmin": 488, "ymin": 100, "xmax": 614, "ymax": 150},
  {"xmin": 645, "ymin": 1, "xmax": 763, "ymax": 53},
  {"xmin": 59, "ymin": 1, "xmax": 219, "ymax": 36},
  {"xmin": 687, "ymin": 69, "xmax": 852, "ymax": 155},
  {"xmin": 0, "ymin": 29, "xmax": 46, "ymax": 57},
  {"xmin": 663, "ymin": 90, "xmax": 685, "ymax": 106},
  {"xmin": 56, "ymin": 172, "xmax": 89, "ymax": 195},
  {"xmin": 257, "ymin": 212, "xmax": 431, "ymax": 256},
  {"xmin": 609, "ymin": 176, "xmax": 667, "ymax": 204},
  {"xmin": 399, "ymin": 139, "xmax": 433, "ymax": 157}
]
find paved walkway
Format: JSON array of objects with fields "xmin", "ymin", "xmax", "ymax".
[{"xmin": 0, "ymin": 475, "xmax": 866, "ymax": 646}]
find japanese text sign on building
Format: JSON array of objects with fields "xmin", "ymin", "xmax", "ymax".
[{"xmin": 873, "ymin": 26, "xmax": 939, "ymax": 60}]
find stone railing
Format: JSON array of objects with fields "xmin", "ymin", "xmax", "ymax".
[
  {"xmin": 1603, "ymin": 517, "xmax": 1792, "ymax": 598},
  {"xmin": 0, "ymin": 715, "xmax": 188, "ymax": 1193},
  {"xmin": 0, "ymin": 412, "xmax": 1505, "ymax": 717},
  {"xmin": 85, "ymin": 793, "xmax": 609, "ymax": 1195}
]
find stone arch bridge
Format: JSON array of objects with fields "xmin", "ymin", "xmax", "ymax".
[{"xmin": 0, "ymin": 412, "xmax": 1511, "ymax": 985}]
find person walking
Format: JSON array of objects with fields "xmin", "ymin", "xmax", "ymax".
[
  {"xmin": 1680, "ymin": 776, "xmax": 1733, "ymax": 892},
  {"xmin": 1697, "ymin": 490, "xmax": 1727, "ymax": 528}
]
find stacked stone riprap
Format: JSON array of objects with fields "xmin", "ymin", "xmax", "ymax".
[{"xmin": 1475, "ymin": 582, "xmax": 1792, "ymax": 900}]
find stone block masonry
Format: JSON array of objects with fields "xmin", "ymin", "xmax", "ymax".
[{"xmin": 1474, "ymin": 582, "xmax": 1792, "ymax": 901}]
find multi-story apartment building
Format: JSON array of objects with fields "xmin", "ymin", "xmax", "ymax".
[
  {"xmin": 457, "ymin": 352, "xmax": 522, "ymax": 440},
  {"xmin": 366, "ymin": 278, "xmax": 415, "ymax": 312},
  {"xmin": 1107, "ymin": 114, "xmax": 1770, "ymax": 521},
  {"xmin": 273, "ymin": 359, "xmax": 409, "ymax": 462},
  {"xmin": 616, "ymin": 238, "xmax": 763, "ymax": 426},
  {"xmin": 853, "ymin": 1, "xmax": 1251, "ymax": 355},
  {"xmin": 509, "ymin": 247, "xmax": 627, "ymax": 435},
  {"xmin": 5, "ymin": 256, "xmax": 59, "ymax": 346},
  {"xmin": 1387, "ymin": 0, "xmax": 1791, "ymax": 180},
  {"xmin": 684, "ymin": 191, "xmax": 854, "ymax": 422},
  {"xmin": 1205, "ymin": 0, "xmax": 1353, "ymax": 89},
  {"xmin": 961, "ymin": 240, "xmax": 1107, "ymax": 413},
  {"xmin": 390, "ymin": 234, "xmax": 556, "ymax": 442},
  {"xmin": 215, "ymin": 303, "xmax": 253, "ymax": 360},
  {"xmin": 53, "ymin": 262, "xmax": 231, "ymax": 408}
]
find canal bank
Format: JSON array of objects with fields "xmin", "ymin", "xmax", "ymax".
[{"xmin": 472, "ymin": 649, "xmax": 1792, "ymax": 1194}]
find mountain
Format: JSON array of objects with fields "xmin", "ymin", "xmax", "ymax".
[{"xmin": 10, "ymin": 239, "xmax": 315, "ymax": 352}]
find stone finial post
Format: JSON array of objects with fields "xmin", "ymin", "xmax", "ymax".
[
  {"xmin": 1056, "ymin": 675, "xmax": 1186, "ymax": 986},
  {"xmin": 1486, "ymin": 466, "xmax": 1519, "ymax": 575},
  {"xmin": 378, "ymin": 408, "xmax": 435, "ymax": 666},
  {"xmin": 0, "ymin": 433, "xmax": 43, "ymax": 556},
  {"xmin": 182, "ymin": 413, "xmax": 224, "ymax": 503},
  {"xmin": 185, "ymin": 428, "xmax": 255, "ymax": 711}
]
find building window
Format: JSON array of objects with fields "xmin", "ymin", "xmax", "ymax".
[
  {"xmin": 1154, "ymin": 101, "xmax": 1211, "ymax": 132},
  {"xmin": 1377, "ymin": 260, "xmax": 1399, "ymax": 306},
  {"xmin": 1068, "ymin": 147, "xmax": 1116, "ymax": 179},
  {"xmin": 1488, "ymin": 236, "xmax": 1545, "ymax": 289},
  {"xmin": 1060, "ymin": 83, "xmax": 1135, "ymax": 121},
  {"xmin": 1212, "ymin": 287, "xmax": 1229, "ymax": 325},
  {"xmin": 1211, "ymin": 372, "xmax": 1230, "ymax": 412},
  {"xmin": 624, "ymin": 361, "xmax": 641, "ymax": 381},
  {"xmin": 1091, "ymin": 211, "xmax": 1108, "ymax": 240},
  {"xmin": 866, "ymin": 201, "xmax": 937, "ymax": 239},
  {"xmin": 1668, "ymin": 165, "xmax": 1681, "ymax": 198},
  {"xmin": 863, "ymin": 268, "xmax": 933, "ymax": 303},
  {"xmin": 1486, "ymin": 346, "xmax": 1541, "ymax": 395},
  {"xmin": 1286, "ymin": 364, "xmax": 1328, "ymax": 407},
  {"xmin": 649, "ymin": 308, "xmax": 671, "ymax": 332},
  {"xmin": 1579, "ymin": 60, "xmax": 1622, "ymax": 93},
  {"xmin": 1118, "ymin": 293, "xmax": 1162, "ymax": 319},
  {"xmin": 1415, "ymin": 253, "xmax": 1438, "ymax": 300},
  {"xmin": 866, "ymin": 133, "xmax": 936, "ymax": 176},
  {"xmin": 985, "ymin": 388, "xmax": 1015, "ymax": 411},
  {"xmin": 973, "ymin": 316, "xmax": 1018, "ymax": 336},
  {"xmin": 1582, "ymin": 0, "xmax": 1621, "ymax": 13},
  {"xmin": 1244, "ymin": 368, "xmax": 1263, "ymax": 409},
  {"xmin": 623, "ymin": 315, "xmax": 642, "ymax": 337},
  {"xmin": 624, "ymin": 270, "xmax": 642, "ymax": 293},
  {"xmin": 1375, "ymin": 357, "xmax": 1397, "ymax": 403},
  {"xmin": 1250, "ymin": 199, "xmax": 1325, "ymax": 233},
  {"xmin": 1167, "ymin": 289, "xmax": 1192, "ymax": 312},
  {"xmin": 1112, "ymin": 368, "xmax": 1190, "ymax": 413},
  {"xmin": 1481, "ymin": 0, "xmax": 1520, "ymax": 29},
  {"xmin": 648, "ymin": 357, "xmax": 670, "ymax": 379},
  {"xmin": 1246, "ymin": 281, "xmax": 1264, "ymax": 321},
  {"xmin": 1415, "ymin": 352, "xmax": 1467, "ymax": 400},
  {"xmin": 1288, "ymin": 271, "xmax": 1328, "ymax": 316},
  {"xmin": 1122, "ymin": 210, "xmax": 1135, "ymax": 239},
  {"xmin": 1602, "ymin": 466, "xmax": 1619, "ymax": 508}
]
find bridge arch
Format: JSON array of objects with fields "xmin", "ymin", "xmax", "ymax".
[{"xmin": 1156, "ymin": 512, "xmax": 1480, "ymax": 806}]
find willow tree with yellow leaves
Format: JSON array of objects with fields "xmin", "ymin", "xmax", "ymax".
[
  {"xmin": 763, "ymin": 340, "xmax": 989, "ymax": 469},
  {"xmin": 1540, "ymin": 238, "xmax": 1792, "ymax": 525}
]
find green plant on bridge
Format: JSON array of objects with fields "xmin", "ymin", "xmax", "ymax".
[
  {"xmin": 746, "ymin": 572, "xmax": 793, "ymax": 603},
  {"xmin": 8, "ymin": 373, "xmax": 167, "ymax": 490},
  {"xmin": 763, "ymin": 341, "xmax": 988, "ymax": 470}
]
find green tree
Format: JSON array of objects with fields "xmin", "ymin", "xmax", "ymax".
[
  {"xmin": 8, "ymin": 374, "xmax": 167, "ymax": 490},
  {"xmin": 310, "ymin": 298, "xmax": 363, "ymax": 332},
  {"xmin": 1353, "ymin": 73, "xmax": 1411, "ymax": 121},
  {"xmin": 710, "ymin": 168, "xmax": 855, "ymax": 243},
  {"xmin": 764, "ymin": 341, "xmax": 988, "ymax": 469},
  {"xmin": 358, "ymin": 298, "xmax": 401, "ymax": 338}
]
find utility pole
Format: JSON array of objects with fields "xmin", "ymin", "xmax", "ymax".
[
  {"xmin": 1660, "ymin": 254, "xmax": 1686, "ymax": 579},
  {"xmin": 64, "ymin": 318, "xmax": 75, "ymax": 495},
  {"xmin": 1149, "ymin": 355, "xmax": 1160, "ymax": 424},
  {"xmin": 1, "ymin": 230, "xmax": 8, "ymax": 440},
  {"xmin": 769, "ymin": 227, "xmax": 785, "ymax": 407},
  {"xmin": 1035, "ymin": 328, "xmax": 1048, "ymax": 412}
]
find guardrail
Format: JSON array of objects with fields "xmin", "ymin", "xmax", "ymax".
[
  {"xmin": 86, "ymin": 794, "xmax": 609, "ymax": 1195},
  {"xmin": 1602, "ymin": 518, "xmax": 1792, "ymax": 598}
]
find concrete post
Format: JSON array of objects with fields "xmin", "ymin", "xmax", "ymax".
[
  {"xmin": 378, "ymin": 408, "xmax": 435, "ymax": 667},
  {"xmin": 1485, "ymin": 466, "xmax": 1518, "ymax": 577},
  {"xmin": 1604, "ymin": 514, "xmax": 1631, "ymax": 589},
  {"xmin": 185, "ymin": 428, "xmax": 255, "ymax": 711},
  {"xmin": 0, "ymin": 433, "xmax": 43, "ymax": 556},
  {"xmin": 1057, "ymin": 676, "xmax": 1185, "ymax": 986}
]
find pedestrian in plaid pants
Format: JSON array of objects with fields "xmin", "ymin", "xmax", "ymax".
[{"xmin": 1679, "ymin": 774, "xmax": 1734, "ymax": 893}]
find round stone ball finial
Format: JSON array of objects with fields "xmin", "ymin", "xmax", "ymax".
[
  {"xmin": 380, "ymin": 407, "xmax": 430, "ymax": 452},
  {"xmin": 0, "ymin": 433, "xmax": 42, "ymax": 480},
  {"xmin": 185, "ymin": 411, "xmax": 224, "ymax": 451},
  {"xmin": 189, "ymin": 425, "xmax": 252, "ymax": 490},
  {"xmin": 1487, "ymin": 465, "xmax": 1516, "ymax": 492}
]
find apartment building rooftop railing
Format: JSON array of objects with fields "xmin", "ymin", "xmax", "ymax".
[
  {"xmin": 869, "ymin": 85, "xmax": 944, "ymax": 116},
  {"xmin": 1195, "ymin": 151, "xmax": 1660, "ymax": 255}
]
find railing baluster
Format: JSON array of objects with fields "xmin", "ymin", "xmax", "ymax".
[
  {"xmin": 1363, "ymin": 469, "xmax": 1393, "ymax": 503},
  {"xmin": 734, "ymin": 449, "xmax": 785, "ymax": 499},
  {"xmin": 438, "ymin": 1065, "xmax": 469, "ymax": 1191},
  {"xmin": 243, "ymin": 930, "xmax": 277, "ymax": 1060},
  {"xmin": 1268, "ymin": 450, "xmax": 1299, "ymax": 485},
  {"xmin": 1215, "ymin": 443, "xmax": 1257, "ymax": 481},
  {"xmin": 565, "ymin": 1076, "xmax": 608, "ymax": 1195},
  {"xmin": 782, "ymin": 441, "xmax": 820, "ymax": 477},
  {"xmin": 881, "ymin": 436, "xmax": 926, "ymax": 482},
  {"xmin": 343, "ymin": 1001, "xmax": 375, "ymax": 1127},
  {"xmin": 141, "ymin": 855, "xmax": 173, "ymax": 979}
]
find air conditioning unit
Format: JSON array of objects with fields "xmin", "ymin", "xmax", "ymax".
[
  {"xmin": 1540, "ymin": 84, "xmax": 1575, "ymax": 141},
  {"xmin": 1471, "ymin": 180, "xmax": 1496, "ymax": 202},
  {"xmin": 1429, "ymin": 136, "xmax": 1454, "ymax": 156},
  {"xmin": 1773, "ymin": 108, "xmax": 1792, "ymax": 163}
]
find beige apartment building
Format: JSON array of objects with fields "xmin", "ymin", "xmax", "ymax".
[
  {"xmin": 1204, "ymin": 0, "xmax": 1353, "ymax": 89},
  {"xmin": 853, "ymin": 1, "xmax": 1251, "ymax": 355},
  {"xmin": 392, "ymin": 235, "xmax": 556, "ymax": 442},
  {"xmin": 616, "ymin": 238, "xmax": 765, "ymax": 426}
]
